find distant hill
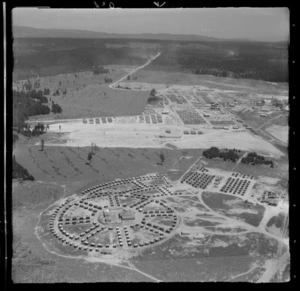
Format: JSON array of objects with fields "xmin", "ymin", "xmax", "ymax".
[
  {"xmin": 13, "ymin": 25, "xmax": 222, "ymax": 42},
  {"xmin": 12, "ymin": 27, "xmax": 288, "ymax": 82}
]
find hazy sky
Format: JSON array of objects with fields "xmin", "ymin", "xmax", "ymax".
[{"xmin": 13, "ymin": 7, "xmax": 289, "ymax": 41}]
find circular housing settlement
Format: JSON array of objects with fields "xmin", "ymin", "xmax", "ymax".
[{"xmin": 47, "ymin": 174, "xmax": 180, "ymax": 254}]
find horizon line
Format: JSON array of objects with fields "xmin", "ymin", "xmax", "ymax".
[{"xmin": 13, "ymin": 25, "xmax": 288, "ymax": 43}]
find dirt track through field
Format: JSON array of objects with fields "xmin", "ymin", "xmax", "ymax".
[{"xmin": 109, "ymin": 52, "xmax": 161, "ymax": 90}]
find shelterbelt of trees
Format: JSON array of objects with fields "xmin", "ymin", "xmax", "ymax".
[
  {"xmin": 203, "ymin": 147, "xmax": 241, "ymax": 162},
  {"xmin": 93, "ymin": 65, "xmax": 109, "ymax": 75},
  {"xmin": 203, "ymin": 147, "xmax": 274, "ymax": 168},
  {"xmin": 241, "ymin": 152, "xmax": 274, "ymax": 168},
  {"xmin": 13, "ymin": 89, "xmax": 62, "ymax": 128}
]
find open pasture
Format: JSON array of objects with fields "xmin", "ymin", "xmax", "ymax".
[
  {"xmin": 201, "ymin": 192, "xmax": 265, "ymax": 227},
  {"xmin": 127, "ymin": 69, "xmax": 288, "ymax": 94}
]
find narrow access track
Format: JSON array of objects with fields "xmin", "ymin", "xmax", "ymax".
[{"xmin": 109, "ymin": 52, "xmax": 161, "ymax": 90}]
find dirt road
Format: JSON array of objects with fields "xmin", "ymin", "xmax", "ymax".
[{"xmin": 109, "ymin": 52, "xmax": 161, "ymax": 90}]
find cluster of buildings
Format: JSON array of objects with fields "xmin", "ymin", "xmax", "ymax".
[
  {"xmin": 258, "ymin": 190, "xmax": 280, "ymax": 207},
  {"xmin": 46, "ymin": 173, "xmax": 180, "ymax": 253}
]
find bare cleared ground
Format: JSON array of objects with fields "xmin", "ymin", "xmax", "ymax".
[
  {"xmin": 266, "ymin": 125, "xmax": 288, "ymax": 144},
  {"xmin": 128, "ymin": 69, "xmax": 288, "ymax": 95},
  {"xmin": 31, "ymin": 119, "xmax": 283, "ymax": 159}
]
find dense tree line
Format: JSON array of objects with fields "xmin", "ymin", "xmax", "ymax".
[
  {"xmin": 51, "ymin": 101, "xmax": 62, "ymax": 114},
  {"xmin": 34, "ymin": 80, "xmax": 40, "ymax": 89},
  {"xmin": 14, "ymin": 38, "xmax": 146, "ymax": 80},
  {"xmin": 43, "ymin": 88, "xmax": 50, "ymax": 95},
  {"xmin": 27, "ymin": 101, "xmax": 50, "ymax": 116},
  {"xmin": 147, "ymin": 88, "xmax": 161, "ymax": 103},
  {"xmin": 150, "ymin": 89, "xmax": 156, "ymax": 96},
  {"xmin": 24, "ymin": 89, "xmax": 48, "ymax": 103},
  {"xmin": 53, "ymin": 89, "xmax": 60, "ymax": 96},
  {"xmin": 13, "ymin": 89, "xmax": 50, "ymax": 128},
  {"xmin": 13, "ymin": 88, "xmax": 63, "ymax": 133},
  {"xmin": 12, "ymin": 156, "xmax": 35, "ymax": 181},
  {"xmin": 149, "ymin": 43, "xmax": 288, "ymax": 82},
  {"xmin": 203, "ymin": 147, "xmax": 240, "ymax": 162},
  {"xmin": 148, "ymin": 95, "xmax": 161, "ymax": 103},
  {"xmin": 241, "ymin": 152, "xmax": 274, "ymax": 167},
  {"xmin": 93, "ymin": 66, "xmax": 109, "ymax": 75},
  {"xmin": 20, "ymin": 123, "xmax": 48, "ymax": 137},
  {"xmin": 104, "ymin": 77, "xmax": 113, "ymax": 83},
  {"xmin": 23, "ymin": 80, "xmax": 33, "ymax": 91}
]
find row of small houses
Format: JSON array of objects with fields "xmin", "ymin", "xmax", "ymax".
[
  {"xmin": 83, "ymin": 185, "xmax": 162, "ymax": 203},
  {"xmin": 191, "ymin": 164, "xmax": 209, "ymax": 173},
  {"xmin": 220, "ymin": 177, "xmax": 252, "ymax": 196},
  {"xmin": 51, "ymin": 198, "xmax": 77, "ymax": 222},
  {"xmin": 81, "ymin": 174, "xmax": 170, "ymax": 195},
  {"xmin": 49, "ymin": 215, "xmax": 174, "ymax": 250},
  {"xmin": 259, "ymin": 191, "xmax": 279, "ymax": 207},
  {"xmin": 181, "ymin": 171, "xmax": 215, "ymax": 190},
  {"xmin": 231, "ymin": 172, "xmax": 255, "ymax": 180},
  {"xmin": 51, "ymin": 197, "xmax": 175, "ymax": 229},
  {"xmin": 81, "ymin": 184, "xmax": 159, "ymax": 198},
  {"xmin": 131, "ymin": 215, "xmax": 177, "ymax": 235},
  {"xmin": 52, "ymin": 187, "xmax": 178, "ymax": 227}
]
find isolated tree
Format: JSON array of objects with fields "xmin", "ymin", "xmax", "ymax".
[
  {"xmin": 91, "ymin": 143, "xmax": 96, "ymax": 155},
  {"xmin": 158, "ymin": 152, "xmax": 165, "ymax": 165},
  {"xmin": 150, "ymin": 88, "xmax": 156, "ymax": 97},
  {"xmin": 40, "ymin": 123, "xmax": 45, "ymax": 133},
  {"xmin": 40, "ymin": 138, "xmax": 45, "ymax": 151},
  {"xmin": 87, "ymin": 152, "xmax": 93, "ymax": 165}
]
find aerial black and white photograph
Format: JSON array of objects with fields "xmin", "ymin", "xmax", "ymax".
[{"xmin": 11, "ymin": 7, "xmax": 290, "ymax": 282}]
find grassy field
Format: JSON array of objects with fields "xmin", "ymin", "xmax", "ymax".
[
  {"xmin": 128, "ymin": 69, "xmax": 288, "ymax": 94},
  {"xmin": 14, "ymin": 134, "xmax": 204, "ymax": 185},
  {"xmin": 49, "ymin": 85, "xmax": 149, "ymax": 119},
  {"xmin": 131, "ymin": 231, "xmax": 278, "ymax": 281},
  {"xmin": 201, "ymin": 156, "xmax": 237, "ymax": 172},
  {"xmin": 266, "ymin": 125, "xmax": 288, "ymax": 143},
  {"xmin": 266, "ymin": 213, "xmax": 285, "ymax": 229},
  {"xmin": 234, "ymin": 159, "xmax": 288, "ymax": 180},
  {"xmin": 183, "ymin": 218, "xmax": 220, "ymax": 227},
  {"xmin": 133, "ymin": 256, "xmax": 253, "ymax": 282},
  {"xmin": 201, "ymin": 192, "xmax": 265, "ymax": 227},
  {"xmin": 18, "ymin": 69, "xmax": 150, "ymax": 120}
]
